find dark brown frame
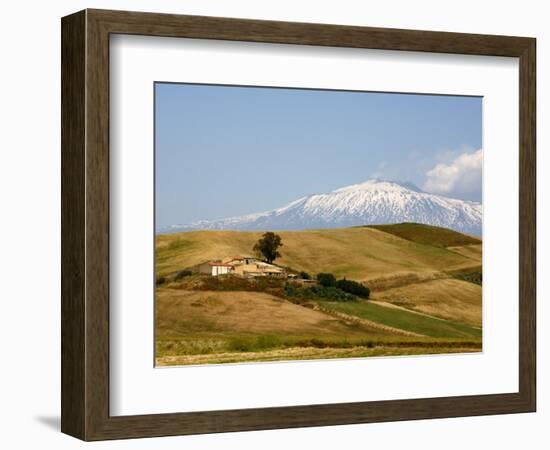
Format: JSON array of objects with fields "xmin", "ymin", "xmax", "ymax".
[{"xmin": 61, "ymin": 9, "xmax": 536, "ymax": 441}]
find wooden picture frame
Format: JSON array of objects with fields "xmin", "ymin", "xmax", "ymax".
[{"xmin": 61, "ymin": 9, "xmax": 536, "ymax": 441}]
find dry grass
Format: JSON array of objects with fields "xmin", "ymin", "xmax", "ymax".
[
  {"xmin": 447, "ymin": 244, "xmax": 482, "ymax": 262},
  {"xmin": 367, "ymin": 223, "xmax": 481, "ymax": 248},
  {"xmin": 365, "ymin": 270, "xmax": 445, "ymax": 291},
  {"xmin": 156, "ymin": 227, "xmax": 480, "ymax": 281},
  {"xmin": 155, "ymin": 224, "xmax": 483, "ymax": 365},
  {"xmin": 156, "ymin": 288, "xmax": 387, "ymax": 337},
  {"xmin": 155, "ymin": 287, "xmax": 482, "ymax": 366},
  {"xmin": 372, "ymin": 278, "xmax": 482, "ymax": 327},
  {"xmin": 156, "ymin": 343, "xmax": 482, "ymax": 366}
]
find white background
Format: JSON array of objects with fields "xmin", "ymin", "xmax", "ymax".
[
  {"xmin": 110, "ymin": 35, "xmax": 519, "ymax": 415},
  {"xmin": 0, "ymin": 0, "xmax": 547, "ymax": 449}
]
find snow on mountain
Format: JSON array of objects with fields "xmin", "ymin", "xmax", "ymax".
[{"xmin": 164, "ymin": 179, "xmax": 482, "ymax": 236}]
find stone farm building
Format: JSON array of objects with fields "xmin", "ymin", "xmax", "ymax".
[{"xmin": 191, "ymin": 256, "xmax": 287, "ymax": 278}]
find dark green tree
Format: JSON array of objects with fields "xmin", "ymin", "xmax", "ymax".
[
  {"xmin": 336, "ymin": 278, "xmax": 370, "ymax": 299},
  {"xmin": 316, "ymin": 272, "xmax": 336, "ymax": 287},
  {"xmin": 253, "ymin": 232, "xmax": 283, "ymax": 264}
]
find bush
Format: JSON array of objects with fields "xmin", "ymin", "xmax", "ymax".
[
  {"xmin": 284, "ymin": 283, "xmax": 298, "ymax": 297},
  {"xmin": 335, "ymin": 278, "xmax": 370, "ymax": 299},
  {"xmin": 285, "ymin": 285, "xmax": 356, "ymax": 302},
  {"xmin": 299, "ymin": 271, "xmax": 311, "ymax": 280},
  {"xmin": 317, "ymin": 272, "xmax": 336, "ymax": 287},
  {"xmin": 453, "ymin": 271, "xmax": 482, "ymax": 286},
  {"xmin": 197, "ymin": 275, "xmax": 286, "ymax": 293},
  {"xmin": 307, "ymin": 286, "xmax": 356, "ymax": 302},
  {"xmin": 174, "ymin": 270, "xmax": 193, "ymax": 281},
  {"xmin": 156, "ymin": 276, "xmax": 166, "ymax": 286}
]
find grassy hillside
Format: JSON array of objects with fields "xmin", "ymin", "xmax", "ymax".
[
  {"xmin": 447, "ymin": 244, "xmax": 482, "ymax": 262},
  {"xmin": 371, "ymin": 278, "xmax": 482, "ymax": 327},
  {"xmin": 318, "ymin": 300, "xmax": 481, "ymax": 338},
  {"xmin": 155, "ymin": 224, "xmax": 482, "ymax": 365},
  {"xmin": 156, "ymin": 226, "xmax": 480, "ymax": 282},
  {"xmin": 156, "ymin": 288, "xmax": 385, "ymax": 337},
  {"xmin": 156, "ymin": 287, "xmax": 481, "ymax": 366},
  {"xmin": 367, "ymin": 223, "xmax": 481, "ymax": 248}
]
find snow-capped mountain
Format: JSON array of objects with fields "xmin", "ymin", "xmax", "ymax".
[{"xmin": 164, "ymin": 180, "xmax": 482, "ymax": 236}]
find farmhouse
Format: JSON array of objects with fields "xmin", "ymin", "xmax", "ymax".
[
  {"xmin": 193, "ymin": 261, "xmax": 235, "ymax": 276},
  {"xmin": 233, "ymin": 260, "xmax": 286, "ymax": 278},
  {"xmin": 221, "ymin": 255, "xmax": 257, "ymax": 265},
  {"xmin": 190, "ymin": 255, "xmax": 287, "ymax": 278}
]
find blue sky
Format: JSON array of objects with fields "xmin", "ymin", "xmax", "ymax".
[{"xmin": 155, "ymin": 83, "xmax": 482, "ymax": 228}]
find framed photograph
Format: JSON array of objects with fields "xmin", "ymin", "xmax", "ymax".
[{"xmin": 61, "ymin": 9, "xmax": 536, "ymax": 440}]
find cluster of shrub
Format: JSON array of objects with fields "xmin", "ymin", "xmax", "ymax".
[
  {"xmin": 315, "ymin": 273, "xmax": 370, "ymax": 299},
  {"xmin": 286, "ymin": 271, "xmax": 370, "ymax": 302},
  {"xmin": 155, "ymin": 269, "xmax": 193, "ymax": 286},
  {"xmin": 198, "ymin": 274, "xmax": 285, "ymax": 292},
  {"xmin": 157, "ymin": 268, "xmax": 370, "ymax": 304},
  {"xmin": 454, "ymin": 271, "xmax": 482, "ymax": 286},
  {"xmin": 284, "ymin": 284, "xmax": 356, "ymax": 302}
]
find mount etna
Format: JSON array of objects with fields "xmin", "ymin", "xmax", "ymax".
[{"xmin": 163, "ymin": 179, "xmax": 482, "ymax": 236}]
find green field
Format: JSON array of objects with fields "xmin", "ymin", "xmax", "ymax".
[{"xmin": 317, "ymin": 300, "xmax": 481, "ymax": 338}]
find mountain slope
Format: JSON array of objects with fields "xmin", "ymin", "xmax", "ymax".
[{"xmin": 165, "ymin": 180, "xmax": 482, "ymax": 236}]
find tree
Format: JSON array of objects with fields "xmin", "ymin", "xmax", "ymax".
[
  {"xmin": 316, "ymin": 272, "xmax": 336, "ymax": 287},
  {"xmin": 335, "ymin": 278, "xmax": 370, "ymax": 299},
  {"xmin": 253, "ymin": 232, "xmax": 283, "ymax": 263}
]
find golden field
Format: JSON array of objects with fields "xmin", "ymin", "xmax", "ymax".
[{"xmin": 155, "ymin": 223, "xmax": 482, "ymax": 366}]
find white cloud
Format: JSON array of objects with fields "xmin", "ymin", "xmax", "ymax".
[{"xmin": 422, "ymin": 149, "xmax": 482, "ymax": 202}]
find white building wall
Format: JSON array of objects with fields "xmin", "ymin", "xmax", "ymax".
[{"xmin": 212, "ymin": 265, "xmax": 230, "ymax": 276}]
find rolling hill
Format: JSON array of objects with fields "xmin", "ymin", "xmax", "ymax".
[
  {"xmin": 156, "ymin": 289, "xmax": 387, "ymax": 337},
  {"xmin": 156, "ymin": 288, "xmax": 482, "ymax": 366},
  {"xmin": 156, "ymin": 224, "xmax": 481, "ymax": 282},
  {"xmin": 367, "ymin": 222, "xmax": 481, "ymax": 248},
  {"xmin": 155, "ymin": 223, "xmax": 482, "ymax": 365},
  {"xmin": 372, "ymin": 279, "xmax": 482, "ymax": 327}
]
